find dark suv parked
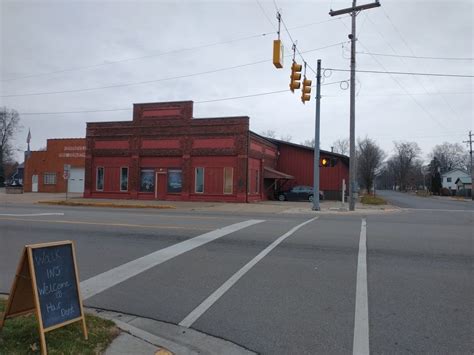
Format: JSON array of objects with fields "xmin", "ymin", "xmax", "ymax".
[{"xmin": 278, "ymin": 185, "xmax": 324, "ymax": 202}]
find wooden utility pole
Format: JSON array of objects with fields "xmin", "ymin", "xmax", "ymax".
[
  {"xmin": 463, "ymin": 131, "xmax": 473, "ymax": 200},
  {"xmin": 330, "ymin": 0, "xmax": 380, "ymax": 211}
]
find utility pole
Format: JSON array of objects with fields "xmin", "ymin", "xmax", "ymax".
[
  {"xmin": 313, "ymin": 59, "xmax": 322, "ymax": 211},
  {"xmin": 330, "ymin": 0, "xmax": 380, "ymax": 211},
  {"xmin": 463, "ymin": 130, "xmax": 473, "ymax": 200}
]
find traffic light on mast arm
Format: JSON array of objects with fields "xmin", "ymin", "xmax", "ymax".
[
  {"xmin": 289, "ymin": 61, "xmax": 302, "ymax": 92},
  {"xmin": 301, "ymin": 77, "xmax": 312, "ymax": 103}
]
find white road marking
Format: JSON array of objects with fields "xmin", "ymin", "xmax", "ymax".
[
  {"xmin": 0, "ymin": 212, "xmax": 65, "ymax": 216},
  {"xmin": 353, "ymin": 218, "xmax": 369, "ymax": 355},
  {"xmin": 80, "ymin": 219, "xmax": 264, "ymax": 300},
  {"xmin": 179, "ymin": 216, "xmax": 318, "ymax": 328}
]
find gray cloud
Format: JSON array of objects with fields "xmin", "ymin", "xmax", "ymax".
[{"xmin": 1, "ymin": 0, "xmax": 473, "ymax": 162}]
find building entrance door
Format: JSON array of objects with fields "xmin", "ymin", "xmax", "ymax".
[
  {"xmin": 32, "ymin": 175, "xmax": 38, "ymax": 192},
  {"xmin": 155, "ymin": 172, "xmax": 167, "ymax": 200}
]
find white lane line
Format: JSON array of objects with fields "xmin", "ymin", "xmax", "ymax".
[
  {"xmin": 0, "ymin": 213, "xmax": 65, "ymax": 216},
  {"xmin": 179, "ymin": 216, "xmax": 319, "ymax": 328},
  {"xmin": 80, "ymin": 219, "xmax": 264, "ymax": 300},
  {"xmin": 353, "ymin": 218, "xmax": 369, "ymax": 355}
]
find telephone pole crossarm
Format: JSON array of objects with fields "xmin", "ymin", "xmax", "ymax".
[{"xmin": 329, "ymin": 1, "xmax": 380, "ymax": 16}]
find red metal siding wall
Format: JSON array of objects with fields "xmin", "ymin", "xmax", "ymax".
[{"xmin": 276, "ymin": 144, "xmax": 349, "ymax": 193}]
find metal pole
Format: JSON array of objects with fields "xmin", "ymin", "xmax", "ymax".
[
  {"xmin": 348, "ymin": 0, "xmax": 357, "ymax": 211},
  {"xmin": 312, "ymin": 59, "xmax": 322, "ymax": 211}
]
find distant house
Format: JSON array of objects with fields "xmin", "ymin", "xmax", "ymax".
[
  {"xmin": 441, "ymin": 169, "xmax": 469, "ymax": 194},
  {"xmin": 9, "ymin": 162, "xmax": 24, "ymax": 185},
  {"xmin": 454, "ymin": 176, "xmax": 472, "ymax": 197}
]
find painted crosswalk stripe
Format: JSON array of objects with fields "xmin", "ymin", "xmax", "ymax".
[
  {"xmin": 80, "ymin": 219, "xmax": 264, "ymax": 300},
  {"xmin": 353, "ymin": 218, "xmax": 369, "ymax": 355},
  {"xmin": 179, "ymin": 216, "xmax": 319, "ymax": 328}
]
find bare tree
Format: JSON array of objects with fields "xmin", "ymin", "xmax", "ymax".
[
  {"xmin": 260, "ymin": 130, "xmax": 276, "ymax": 139},
  {"xmin": 357, "ymin": 138, "xmax": 385, "ymax": 194},
  {"xmin": 279, "ymin": 134, "xmax": 292, "ymax": 142},
  {"xmin": 332, "ymin": 138, "xmax": 349, "ymax": 155},
  {"xmin": 391, "ymin": 141, "xmax": 421, "ymax": 191},
  {"xmin": 429, "ymin": 142, "xmax": 468, "ymax": 173},
  {"xmin": 301, "ymin": 138, "xmax": 315, "ymax": 148},
  {"xmin": 0, "ymin": 107, "xmax": 21, "ymax": 186}
]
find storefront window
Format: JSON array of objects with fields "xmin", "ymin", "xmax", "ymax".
[
  {"xmin": 224, "ymin": 167, "xmax": 233, "ymax": 194},
  {"xmin": 140, "ymin": 169, "xmax": 154, "ymax": 192},
  {"xmin": 167, "ymin": 169, "xmax": 182, "ymax": 193},
  {"xmin": 96, "ymin": 167, "xmax": 104, "ymax": 191},
  {"xmin": 195, "ymin": 167, "xmax": 204, "ymax": 193},
  {"xmin": 120, "ymin": 167, "xmax": 128, "ymax": 191}
]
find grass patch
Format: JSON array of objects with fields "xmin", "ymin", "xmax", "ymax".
[
  {"xmin": 415, "ymin": 190, "xmax": 431, "ymax": 197},
  {"xmin": 38, "ymin": 200, "xmax": 175, "ymax": 209},
  {"xmin": 0, "ymin": 299, "xmax": 119, "ymax": 354},
  {"xmin": 360, "ymin": 195, "xmax": 387, "ymax": 205}
]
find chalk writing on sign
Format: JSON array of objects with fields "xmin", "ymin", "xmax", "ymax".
[{"xmin": 32, "ymin": 244, "xmax": 81, "ymax": 329}]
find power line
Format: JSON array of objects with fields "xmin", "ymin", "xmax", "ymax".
[
  {"xmin": 322, "ymin": 68, "xmax": 474, "ymax": 78},
  {"xmin": 2, "ymin": 42, "xmax": 346, "ymax": 98},
  {"xmin": 357, "ymin": 51, "xmax": 474, "ymax": 61},
  {"xmin": 1, "ymin": 18, "xmax": 343, "ymax": 83},
  {"xmin": 363, "ymin": 10, "xmax": 466, "ymax": 127},
  {"xmin": 18, "ymin": 81, "xmax": 342, "ymax": 116}
]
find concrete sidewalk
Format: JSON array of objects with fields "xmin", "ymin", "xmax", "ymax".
[
  {"xmin": 88, "ymin": 308, "xmax": 256, "ymax": 355},
  {"xmin": 1, "ymin": 190, "xmax": 398, "ymax": 214}
]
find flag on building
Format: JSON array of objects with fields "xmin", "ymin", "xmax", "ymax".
[{"xmin": 27, "ymin": 129, "xmax": 31, "ymax": 144}]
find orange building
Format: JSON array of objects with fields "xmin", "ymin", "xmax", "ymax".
[{"xmin": 24, "ymin": 138, "xmax": 86, "ymax": 193}]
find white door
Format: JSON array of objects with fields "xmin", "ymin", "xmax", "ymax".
[
  {"xmin": 68, "ymin": 168, "xmax": 85, "ymax": 193},
  {"xmin": 32, "ymin": 175, "xmax": 38, "ymax": 192}
]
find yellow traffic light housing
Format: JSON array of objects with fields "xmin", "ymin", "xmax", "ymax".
[
  {"xmin": 273, "ymin": 40, "xmax": 284, "ymax": 69},
  {"xmin": 301, "ymin": 77, "xmax": 312, "ymax": 103},
  {"xmin": 289, "ymin": 61, "xmax": 302, "ymax": 92},
  {"xmin": 321, "ymin": 158, "xmax": 328, "ymax": 167}
]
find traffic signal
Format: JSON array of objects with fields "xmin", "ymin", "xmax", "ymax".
[
  {"xmin": 289, "ymin": 61, "xmax": 302, "ymax": 92},
  {"xmin": 301, "ymin": 77, "xmax": 312, "ymax": 103},
  {"xmin": 320, "ymin": 158, "xmax": 338, "ymax": 167}
]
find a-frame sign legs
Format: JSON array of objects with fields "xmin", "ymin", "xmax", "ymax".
[{"xmin": 1, "ymin": 242, "xmax": 88, "ymax": 355}]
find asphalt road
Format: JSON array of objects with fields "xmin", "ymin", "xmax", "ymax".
[
  {"xmin": 377, "ymin": 189, "xmax": 474, "ymax": 210},
  {"xmin": 1, "ymin": 196, "xmax": 472, "ymax": 354}
]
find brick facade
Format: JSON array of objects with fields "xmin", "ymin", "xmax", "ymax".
[
  {"xmin": 85, "ymin": 101, "xmax": 254, "ymax": 202},
  {"xmin": 23, "ymin": 139, "xmax": 86, "ymax": 193},
  {"xmin": 83, "ymin": 101, "xmax": 349, "ymax": 202}
]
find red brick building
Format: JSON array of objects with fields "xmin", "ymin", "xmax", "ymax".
[
  {"xmin": 84, "ymin": 101, "xmax": 349, "ymax": 202},
  {"xmin": 24, "ymin": 139, "xmax": 86, "ymax": 193}
]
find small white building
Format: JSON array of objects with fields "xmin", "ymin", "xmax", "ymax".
[{"xmin": 441, "ymin": 169, "xmax": 470, "ymax": 193}]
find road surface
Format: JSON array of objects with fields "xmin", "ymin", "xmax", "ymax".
[{"xmin": 1, "ymin": 195, "xmax": 472, "ymax": 354}]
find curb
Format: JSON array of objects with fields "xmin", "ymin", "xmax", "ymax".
[
  {"xmin": 37, "ymin": 200, "xmax": 176, "ymax": 209},
  {"xmin": 87, "ymin": 308, "xmax": 256, "ymax": 355}
]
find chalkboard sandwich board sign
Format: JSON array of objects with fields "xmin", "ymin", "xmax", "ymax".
[{"xmin": 0, "ymin": 241, "xmax": 88, "ymax": 355}]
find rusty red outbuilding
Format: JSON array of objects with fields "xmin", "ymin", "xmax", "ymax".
[{"xmin": 83, "ymin": 101, "xmax": 348, "ymax": 202}]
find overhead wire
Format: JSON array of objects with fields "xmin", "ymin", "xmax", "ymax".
[
  {"xmin": 1, "ymin": 42, "xmax": 347, "ymax": 98},
  {"xmin": 1, "ymin": 17, "xmax": 344, "ymax": 83},
  {"xmin": 336, "ymin": 18, "xmax": 450, "ymax": 131},
  {"xmin": 18, "ymin": 81, "xmax": 343, "ymax": 116},
  {"xmin": 362, "ymin": 12, "xmax": 465, "ymax": 127},
  {"xmin": 378, "ymin": 6, "xmax": 470, "ymax": 125},
  {"xmin": 321, "ymin": 68, "xmax": 473, "ymax": 78},
  {"xmin": 356, "ymin": 51, "xmax": 474, "ymax": 61}
]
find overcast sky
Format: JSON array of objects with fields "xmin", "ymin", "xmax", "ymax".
[{"xmin": 1, "ymin": 0, "xmax": 473, "ymax": 163}]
